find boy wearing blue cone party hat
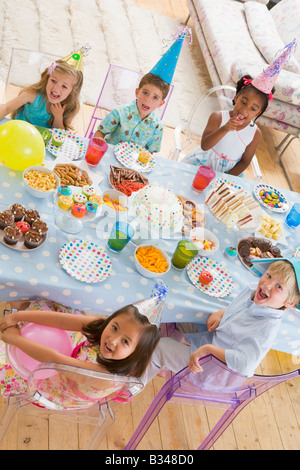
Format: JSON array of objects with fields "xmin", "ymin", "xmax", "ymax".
[
  {"xmin": 94, "ymin": 28, "xmax": 190, "ymax": 153},
  {"xmin": 141, "ymin": 258, "xmax": 300, "ymax": 383}
]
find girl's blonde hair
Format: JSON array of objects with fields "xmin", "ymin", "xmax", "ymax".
[
  {"xmin": 268, "ymin": 260, "xmax": 300, "ymax": 306},
  {"xmin": 11, "ymin": 59, "xmax": 83, "ymax": 130}
]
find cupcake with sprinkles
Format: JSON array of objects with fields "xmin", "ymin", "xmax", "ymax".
[
  {"xmin": 82, "ymin": 185, "xmax": 96, "ymax": 198},
  {"xmin": 0, "ymin": 210, "xmax": 15, "ymax": 229},
  {"xmin": 24, "ymin": 209, "xmax": 40, "ymax": 224},
  {"xmin": 58, "ymin": 185, "xmax": 72, "ymax": 196},
  {"xmin": 89, "ymin": 195, "xmax": 103, "ymax": 206},
  {"xmin": 86, "ymin": 201, "xmax": 98, "ymax": 214},
  {"xmin": 58, "ymin": 195, "xmax": 73, "ymax": 211},
  {"xmin": 72, "ymin": 203, "xmax": 87, "ymax": 218},
  {"xmin": 73, "ymin": 193, "xmax": 87, "ymax": 204},
  {"xmin": 9, "ymin": 203, "xmax": 26, "ymax": 222},
  {"xmin": 224, "ymin": 247, "xmax": 237, "ymax": 260},
  {"xmin": 24, "ymin": 230, "xmax": 43, "ymax": 249},
  {"xmin": 51, "ymin": 133, "xmax": 65, "ymax": 147}
]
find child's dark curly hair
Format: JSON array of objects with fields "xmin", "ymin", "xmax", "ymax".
[{"xmin": 234, "ymin": 75, "xmax": 275, "ymax": 122}]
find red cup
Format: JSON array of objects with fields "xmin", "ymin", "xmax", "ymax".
[
  {"xmin": 192, "ymin": 165, "xmax": 216, "ymax": 191},
  {"xmin": 85, "ymin": 137, "xmax": 108, "ymax": 166}
]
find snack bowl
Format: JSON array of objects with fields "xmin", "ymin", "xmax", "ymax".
[
  {"xmin": 102, "ymin": 189, "xmax": 129, "ymax": 218},
  {"xmin": 134, "ymin": 244, "xmax": 171, "ymax": 278},
  {"xmin": 189, "ymin": 228, "xmax": 219, "ymax": 255},
  {"xmin": 23, "ymin": 165, "xmax": 60, "ymax": 198}
]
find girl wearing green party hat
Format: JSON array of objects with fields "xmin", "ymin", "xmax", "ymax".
[{"xmin": 0, "ymin": 45, "xmax": 90, "ymax": 130}]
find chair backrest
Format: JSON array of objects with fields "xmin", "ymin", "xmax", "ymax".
[
  {"xmin": 181, "ymin": 85, "xmax": 236, "ymax": 155},
  {"xmin": 85, "ymin": 64, "xmax": 174, "ymax": 138},
  {"xmin": 25, "ymin": 362, "xmax": 144, "ymax": 411},
  {"xmin": 4, "ymin": 47, "xmax": 58, "ymax": 104}
]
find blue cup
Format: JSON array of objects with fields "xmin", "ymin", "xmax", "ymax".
[{"xmin": 285, "ymin": 203, "xmax": 300, "ymax": 228}]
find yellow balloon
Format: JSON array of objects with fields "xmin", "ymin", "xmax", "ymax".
[{"xmin": 0, "ymin": 120, "xmax": 45, "ymax": 171}]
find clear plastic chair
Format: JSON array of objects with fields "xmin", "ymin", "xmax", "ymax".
[
  {"xmin": 170, "ymin": 85, "xmax": 262, "ymax": 179},
  {"xmin": 125, "ymin": 354, "xmax": 299, "ymax": 450},
  {"xmin": 4, "ymin": 47, "xmax": 58, "ymax": 106},
  {"xmin": 0, "ymin": 362, "xmax": 143, "ymax": 450},
  {"xmin": 84, "ymin": 64, "xmax": 174, "ymax": 138}
]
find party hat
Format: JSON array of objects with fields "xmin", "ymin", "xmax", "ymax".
[
  {"xmin": 61, "ymin": 43, "xmax": 91, "ymax": 72},
  {"xmin": 149, "ymin": 27, "xmax": 192, "ymax": 84},
  {"xmin": 251, "ymin": 257, "xmax": 300, "ymax": 309},
  {"xmin": 252, "ymin": 39, "xmax": 297, "ymax": 95},
  {"xmin": 133, "ymin": 282, "xmax": 168, "ymax": 327}
]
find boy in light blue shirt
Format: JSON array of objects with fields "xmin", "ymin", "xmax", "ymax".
[
  {"xmin": 142, "ymin": 259, "xmax": 300, "ymax": 383},
  {"xmin": 94, "ymin": 73, "xmax": 169, "ymax": 153}
]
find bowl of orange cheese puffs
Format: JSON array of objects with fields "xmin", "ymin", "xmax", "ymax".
[{"xmin": 134, "ymin": 244, "xmax": 170, "ymax": 278}]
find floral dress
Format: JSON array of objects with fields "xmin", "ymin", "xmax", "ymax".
[{"xmin": 0, "ymin": 299, "xmax": 123, "ymax": 407}]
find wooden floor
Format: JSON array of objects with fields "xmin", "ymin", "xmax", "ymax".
[{"xmin": 1, "ymin": 0, "xmax": 300, "ymax": 451}]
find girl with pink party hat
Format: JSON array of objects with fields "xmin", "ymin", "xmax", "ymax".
[
  {"xmin": 0, "ymin": 45, "xmax": 90, "ymax": 130},
  {"xmin": 183, "ymin": 39, "xmax": 297, "ymax": 176}
]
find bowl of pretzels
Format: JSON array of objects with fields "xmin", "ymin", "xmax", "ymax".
[{"xmin": 23, "ymin": 166, "xmax": 60, "ymax": 198}]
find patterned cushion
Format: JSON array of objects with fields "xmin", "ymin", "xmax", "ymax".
[
  {"xmin": 271, "ymin": 0, "xmax": 300, "ymax": 63},
  {"xmin": 244, "ymin": 2, "xmax": 300, "ymax": 73}
]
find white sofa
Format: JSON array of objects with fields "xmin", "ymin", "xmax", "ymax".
[{"xmin": 187, "ymin": 0, "xmax": 300, "ymax": 137}]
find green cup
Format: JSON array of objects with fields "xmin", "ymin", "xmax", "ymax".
[
  {"xmin": 107, "ymin": 221, "xmax": 134, "ymax": 252},
  {"xmin": 171, "ymin": 240, "xmax": 198, "ymax": 270}
]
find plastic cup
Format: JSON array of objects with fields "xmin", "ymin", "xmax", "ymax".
[
  {"xmin": 85, "ymin": 137, "xmax": 108, "ymax": 166},
  {"xmin": 107, "ymin": 221, "xmax": 134, "ymax": 252},
  {"xmin": 192, "ymin": 165, "xmax": 216, "ymax": 191},
  {"xmin": 285, "ymin": 203, "xmax": 300, "ymax": 228},
  {"xmin": 171, "ymin": 240, "xmax": 198, "ymax": 270}
]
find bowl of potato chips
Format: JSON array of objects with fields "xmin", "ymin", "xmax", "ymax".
[{"xmin": 23, "ymin": 165, "xmax": 60, "ymax": 198}]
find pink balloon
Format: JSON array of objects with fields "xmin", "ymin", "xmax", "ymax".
[{"xmin": 7, "ymin": 323, "xmax": 73, "ymax": 379}]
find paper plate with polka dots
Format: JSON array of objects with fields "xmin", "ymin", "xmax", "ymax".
[
  {"xmin": 114, "ymin": 142, "xmax": 155, "ymax": 172},
  {"xmin": 59, "ymin": 240, "xmax": 112, "ymax": 283},
  {"xmin": 187, "ymin": 256, "xmax": 233, "ymax": 297},
  {"xmin": 47, "ymin": 129, "xmax": 89, "ymax": 161}
]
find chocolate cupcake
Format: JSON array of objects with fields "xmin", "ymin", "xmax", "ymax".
[
  {"xmin": 24, "ymin": 209, "xmax": 40, "ymax": 224},
  {"xmin": 0, "ymin": 210, "xmax": 15, "ymax": 229},
  {"xmin": 4, "ymin": 226, "xmax": 22, "ymax": 245},
  {"xmin": 9, "ymin": 203, "xmax": 26, "ymax": 221},
  {"xmin": 24, "ymin": 230, "xmax": 43, "ymax": 249},
  {"xmin": 31, "ymin": 219, "xmax": 48, "ymax": 236}
]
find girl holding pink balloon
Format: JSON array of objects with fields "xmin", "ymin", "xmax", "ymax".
[
  {"xmin": 0, "ymin": 294, "xmax": 163, "ymax": 397},
  {"xmin": 0, "ymin": 45, "xmax": 89, "ymax": 130}
]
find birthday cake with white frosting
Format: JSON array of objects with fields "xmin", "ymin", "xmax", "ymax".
[{"xmin": 132, "ymin": 184, "xmax": 183, "ymax": 231}]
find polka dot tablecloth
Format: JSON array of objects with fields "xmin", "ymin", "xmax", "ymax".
[{"xmin": 0, "ymin": 121, "xmax": 300, "ymax": 357}]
